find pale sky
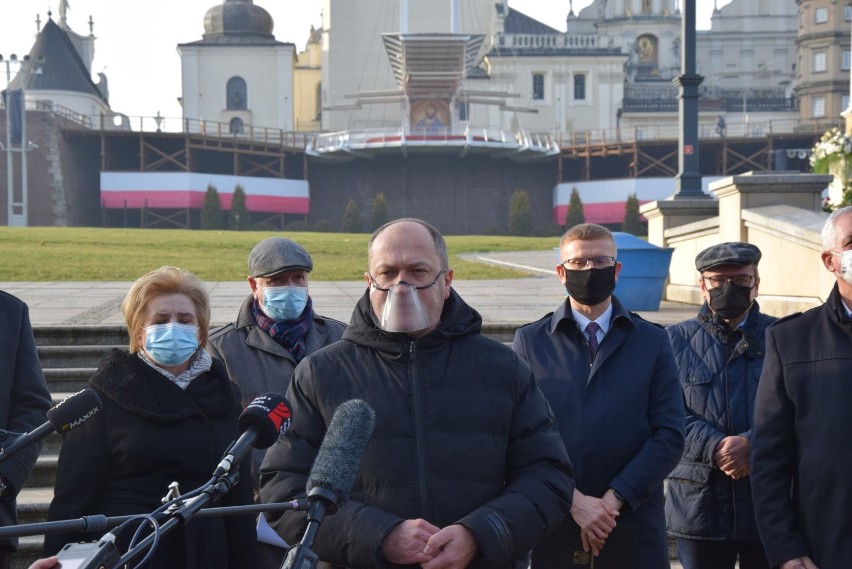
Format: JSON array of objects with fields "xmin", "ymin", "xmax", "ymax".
[{"xmin": 0, "ymin": 1, "xmax": 723, "ymax": 121}]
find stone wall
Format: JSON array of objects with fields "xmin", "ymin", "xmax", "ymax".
[{"xmin": 642, "ymin": 171, "xmax": 835, "ymax": 317}]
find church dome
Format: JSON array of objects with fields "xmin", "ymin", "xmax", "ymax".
[{"xmin": 203, "ymin": 0, "xmax": 274, "ymax": 39}]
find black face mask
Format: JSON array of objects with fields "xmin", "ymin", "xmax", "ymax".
[
  {"xmin": 564, "ymin": 266, "xmax": 616, "ymax": 306},
  {"xmin": 708, "ymin": 283, "xmax": 753, "ymax": 319}
]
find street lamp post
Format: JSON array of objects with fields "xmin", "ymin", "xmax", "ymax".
[
  {"xmin": 673, "ymin": 0, "xmax": 706, "ymax": 197},
  {"xmin": 2, "ymin": 54, "xmax": 15, "ymax": 226}
]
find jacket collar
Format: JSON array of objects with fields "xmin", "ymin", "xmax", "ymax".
[
  {"xmin": 549, "ymin": 295, "xmax": 635, "ymax": 336},
  {"xmin": 698, "ymin": 300, "xmax": 761, "ymax": 335},
  {"xmin": 827, "ymin": 283, "xmax": 852, "ymax": 333},
  {"xmin": 698, "ymin": 301, "xmax": 767, "ymax": 359},
  {"xmin": 236, "ymin": 294, "xmax": 329, "ymax": 358},
  {"xmin": 90, "ymin": 349, "xmax": 238, "ymax": 421}
]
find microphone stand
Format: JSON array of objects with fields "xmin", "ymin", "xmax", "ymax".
[
  {"xmin": 0, "ymin": 500, "xmax": 310, "ymax": 540},
  {"xmin": 110, "ymin": 470, "xmax": 240, "ymax": 568},
  {"xmin": 281, "ymin": 487, "xmax": 338, "ymax": 569}
]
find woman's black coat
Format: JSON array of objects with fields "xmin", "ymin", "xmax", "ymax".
[{"xmin": 44, "ymin": 349, "xmax": 258, "ymax": 568}]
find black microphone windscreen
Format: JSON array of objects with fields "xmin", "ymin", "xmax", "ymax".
[
  {"xmin": 238, "ymin": 393, "xmax": 292, "ymax": 450},
  {"xmin": 306, "ymin": 399, "xmax": 376, "ymax": 504},
  {"xmin": 46, "ymin": 389, "xmax": 102, "ymax": 434}
]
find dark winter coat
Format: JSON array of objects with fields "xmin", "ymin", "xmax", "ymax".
[
  {"xmin": 665, "ymin": 302, "xmax": 776, "ymax": 540},
  {"xmin": 44, "ymin": 349, "xmax": 258, "ymax": 568},
  {"xmin": 259, "ymin": 289, "xmax": 575, "ymax": 569},
  {"xmin": 0, "ymin": 292, "xmax": 52, "ymax": 552},
  {"xmin": 207, "ymin": 295, "xmax": 345, "ymax": 480},
  {"xmin": 751, "ymin": 284, "xmax": 852, "ymax": 568},
  {"xmin": 512, "ymin": 296, "xmax": 684, "ymax": 569}
]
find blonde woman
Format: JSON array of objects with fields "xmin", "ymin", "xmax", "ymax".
[{"xmin": 45, "ymin": 267, "xmax": 257, "ymax": 568}]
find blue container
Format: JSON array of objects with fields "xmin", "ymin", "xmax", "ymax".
[{"xmin": 612, "ymin": 232, "xmax": 673, "ymax": 311}]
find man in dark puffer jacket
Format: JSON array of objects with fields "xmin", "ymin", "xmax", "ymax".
[
  {"xmin": 666, "ymin": 242, "xmax": 775, "ymax": 569},
  {"xmin": 260, "ymin": 218, "xmax": 575, "ymax": 569}
]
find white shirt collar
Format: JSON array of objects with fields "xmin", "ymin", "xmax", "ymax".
[
  {"xmin": 571, "ymin": 303, "xmax": 613, "ymax": 338},
  {"xmin": 842, "ymin": 298, "xmax": 852, "ymax": 318}
]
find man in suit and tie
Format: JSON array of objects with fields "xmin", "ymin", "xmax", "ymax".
[{"xmin": 513, "ymin": 223, "xmax": 684, "ymax": 569}]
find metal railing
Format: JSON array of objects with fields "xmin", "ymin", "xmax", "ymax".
[
  {"xmin": 32, "ymin": 102, "xmax": 315, "ymax": 149},
  {"xmin": 496, "ymin": 33, "xmax": 613, "ymax": 51},
  {"xmin": 18, "ymin": 100, "xmax": 840, "ymax": 154},
  {"xmin": 308, "ymin": 125, "xmax": 559, "ymax": 156},
  {"xmin": 552, "ymin": 116, "xmax": 842, "ymax": 147}
]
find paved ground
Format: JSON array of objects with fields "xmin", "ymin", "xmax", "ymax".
[{"xmin": 2, "ymin": 250, "xmax": 699, "ymax": 328}]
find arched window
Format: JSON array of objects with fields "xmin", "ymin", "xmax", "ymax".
[
  {"xmin": 229, "ymin": 117, "xmax": 244, "ymax": 134},
  {"xmin": 315, "ymin": 82, "xmax": 322, "ymax": 120},
  {"xmin": 227, "ymin": 77, "xmax": 247, "ymax": 110}
]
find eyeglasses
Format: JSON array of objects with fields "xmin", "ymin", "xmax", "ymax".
[
  {"xmin": 701, "ymin": 274, "xmax": 756, "ymax": 289},
  {"xmin": 561, "ymin": 256, "xmax": 617, "ymax": 270},
  {"xmin": 367, "ymin": 268, "xmax": 448, "ymax": 292}
]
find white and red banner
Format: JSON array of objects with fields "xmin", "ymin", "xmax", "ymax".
[
  {"xmin": 552, "ymin": 177, "xmax": 721, "ymax": 225},
  {"xmin": 100, "ymin": 172, "xmax": 310, "ymax": 214}
]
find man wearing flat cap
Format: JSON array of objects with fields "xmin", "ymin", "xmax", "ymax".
[
  {"xmin": 208, "ymin": 237, "xmax": 346, "ymax": 475},
  {"xmin": 208, "ymin": 237, "xmax": 346, "ymax": 566},
  {"xmin": 664, "ymin": 242, "xmax": 775, "ymax": 569}
]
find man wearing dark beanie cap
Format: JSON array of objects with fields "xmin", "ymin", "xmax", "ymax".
[{"xmin": 664, "ymin": 242, "xmax": 776, "ymax": 569}]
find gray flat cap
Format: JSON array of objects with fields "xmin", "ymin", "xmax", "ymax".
[
  {"xmin": 249, "ymin": 237, "xmax": 313, "ymax": 277},
  {"xmin": 695, "ymin": 242, "xmax": 761, "ymax": 272}
]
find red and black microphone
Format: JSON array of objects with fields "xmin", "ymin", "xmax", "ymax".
[{"xmin": 213, "ymin": 393, "xmax": 292, "ymax": 478}]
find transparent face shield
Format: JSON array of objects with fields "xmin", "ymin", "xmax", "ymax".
[{"xmin": 368, "ymin": 269, "xmax": 447, "ymax": 334}]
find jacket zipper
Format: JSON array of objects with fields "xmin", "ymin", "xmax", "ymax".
[{"xmin": 409, "ymin": 341, "xmax": 430, "ymax": 516}]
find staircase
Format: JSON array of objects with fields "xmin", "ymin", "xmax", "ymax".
[{"xmin": 15, "ymin": 326, "xmax": 129, "ymax": 567}]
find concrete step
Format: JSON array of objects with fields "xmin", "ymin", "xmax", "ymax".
[
  {"xmin": 43, "ymin": 368, "xmax": 96, "ymax": 394},
  {"xmin": 480, "ymin": 323, "xmax": 519, "ymax": 344},
  {"xmin": 14, "ymin": 536, "xmax": 45, "ymax": 569},
  {"xmin": 37, "ymin": 345, "xmax": 126, "ymax": 369},
  {"xmin": 33, "ymin": 432, "xmax": 62, "ymax": 458},
  {"xmin": 33, "ymin": 325, "xmax": 129, "ymax": 347},
  {"xmin": 23, "ymin": 456, "xmax": 57, "ymax": 489},
  {"xmin": 16, "ymin": 487, "xmax": 53, "ymax": 526}
]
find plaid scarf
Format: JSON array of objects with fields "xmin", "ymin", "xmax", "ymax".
[{"xmin": 251, "ymin": 297, "xmax": 314, "ymax": 363}]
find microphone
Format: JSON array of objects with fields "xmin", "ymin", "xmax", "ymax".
[
  {"xmin": 281, "ymin": 399, "xmax": 375, "ymax": 569},
  {"xmin": 305, "ymin": 399, "xmax": 376, "ymax": 514},
  {"xmin": 213, "ymin": 393, "xmax": 291, "ymax": 478},
  {"xmin": 0, "ymin": 388, "xmax": 102, "ymax": 464}
]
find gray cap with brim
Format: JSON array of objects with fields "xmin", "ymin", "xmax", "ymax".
[
  {"xmin": 695, "ymin": 242, "xmax": 761, "ymax": 272},
  {"xmin": 249, "ymin": 237, "xmax": 313, "ymax": 277}
]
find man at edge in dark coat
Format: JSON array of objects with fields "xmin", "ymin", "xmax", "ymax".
[{"xmin": 751, "ymin": 205, "xmax": 852, "ymax": 569}]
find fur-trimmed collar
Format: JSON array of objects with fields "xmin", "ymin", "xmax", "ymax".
[{"xmin": 90, "ymin": 349, "xmax": 239, "ymax": 422}]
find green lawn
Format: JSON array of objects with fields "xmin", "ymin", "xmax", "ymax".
[{"xmin": 0, "ymin": 227, "xmax": 558, "ymax": 281}]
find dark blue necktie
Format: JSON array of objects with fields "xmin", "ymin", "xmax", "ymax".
[{"xmin": 585, "ymin": 321, "xmax": 600, "ymax": 358}]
